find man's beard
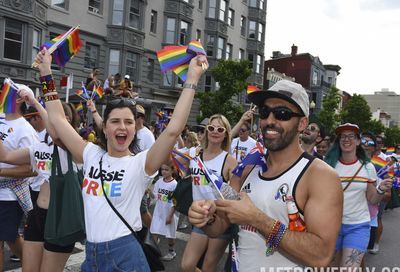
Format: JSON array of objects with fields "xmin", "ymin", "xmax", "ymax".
[
  {"xmin": 301, "ymin": 134, "xmax": 317, "ymax": 145},
  {"xmin": 262, "ymin": 121, "xmax": 300, "ymax": 151}
]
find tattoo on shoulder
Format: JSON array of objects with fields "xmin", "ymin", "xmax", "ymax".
[{"xmin": 345, "ymin": 249, "xmax": 364, "ymax": 266}]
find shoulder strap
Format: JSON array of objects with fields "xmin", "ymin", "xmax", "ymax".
[
  {"xmin": 235, "ymin": 140, "xmax": 239, "ymax": 161},
  {"xmin": 99, "ymin": 155, "xmax": 142, "ymax": 243},
  {"xmin": 342, "ymin": 162, "xmax": 364, "ymax": 192}
]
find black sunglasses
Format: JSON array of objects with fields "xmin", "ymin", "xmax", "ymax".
[
  {"xmin": 259, "ymin": 106, "xmax": 304, "ymax": 121},
  {"xmin": 108, "ymin": 98, "xmax": 136, "ymax": 107}
]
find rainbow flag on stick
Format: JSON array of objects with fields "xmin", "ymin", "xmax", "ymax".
[
  {"xmin": 386, "ymin": 147, "xmax": 395, "ymax": 155},
  {"xmin": 33, "ymin": 26, "xmax": 82, "ymax": 68},
  {"xmin": 75, "ymin": 102, "xmax": 83, "ymax": 114},
  {"xmin": 91, "ymin": 85, "xmax": 104, "ymax": 100},
  {"xmin": 371, "ymin": 155, "xmax": 388, "ymax": 172},
  {"xmin": 0, "ymin": 78, "xmax": 20, "ymax": 113},
  {"xmin": 157, "ymin": 40, "xmax": 206, "ymax": 81},
  {"xmin": 247, "ymin": 85, "xmax": 260, "ymax": 94}
]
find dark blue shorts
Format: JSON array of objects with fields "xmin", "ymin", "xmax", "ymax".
[{"xmin": 0, "ymin": 201, "xmax": 23, "ymax": 241}]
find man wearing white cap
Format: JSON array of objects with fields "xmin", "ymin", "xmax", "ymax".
[
  {"xmin": 189, "ymin": 80, "xmax": 343, "ymax": 270},
  {"xmin": 0, "ymin": 84, "xmax": 40, "ymax": 270}
]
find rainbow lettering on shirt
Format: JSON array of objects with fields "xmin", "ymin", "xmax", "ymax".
[
  {"xmin": 192, "ymin": 175, "xmax": 209, "ymax": 186},
  {"xmin": 36, "ymin": 160, "xmax": 52, "ymax": 171},
  {"xmin": 82, "ymin": 166, "xmax": 124, "ymax": 197}
]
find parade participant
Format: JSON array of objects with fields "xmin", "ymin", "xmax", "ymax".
[
  {"xmin": 325, "ymin": 123, "xmax": 392, "ymax": 268},
  {"xmin": 0, "ymin": 84, "xmax": 40, "ymax": 271},
  {"xmin": 181, "ymin": 114, "xmax": 237, "ymax": 272},
  {"xmin": 149, "ymin": 161, "xmax": 179, "ymax": 261},
  {"xmin": 24, "ymin": 107, "xmax": 47, "ymax": 142},
  {"xmin": 230, "ymin": 121, "xmax": 257, "ymax": 162},
  {"xmin": 34, "ymin": 48, "xmax": 207, "ymax": 271},
  {"xmin": 300, "ymin": 122, "xmax": 325, "ymax": 159},
  {"xmin": 317, "ymin": 136, "xmax": 331, "ymax": 158},
  {"xmin": 0, "ymin": 95, "xmax": 80, "ymax": 272},
  {"xmin": 188, "ymin": 80, "xmax": 343, "ymax": 270}
]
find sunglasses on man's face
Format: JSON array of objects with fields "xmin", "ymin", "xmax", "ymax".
[
  {"xmin": 259, "ymin": 106, "xmax": 304, "ymax": 121},
  {"xmin": 207, "ymin": 125, "xmax": 226, "ymax": 134},
  {"xmin": 307, "ymin": 125, "xmax": 319, "ymax": 132},
  {"xmin": 361, "ymin": 138, "xmax": 375, "ymax": 147}
]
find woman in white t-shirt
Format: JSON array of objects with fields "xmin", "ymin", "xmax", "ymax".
[
  {"xmin": 325, "ymin": 123, "xmax": 392, "ymax": 268},
  {"xmin": 32, "ymin": 48, "xmax": 208, "ymax": 271},
  {"xmin": 0, "ymin": 98, "xmax": 81, "ymax": 272}
]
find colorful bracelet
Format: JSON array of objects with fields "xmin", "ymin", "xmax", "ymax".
[
  {"xmin": 44, "ymin": 94, "xmax": 59, "ymax": 102},
  {"xmin": 39, "ymin": 74, "xmax": 56, "ymax": 96},
  {"xmin": 265, "ymin": 220, "xmax": 287, "ymax": 256}
]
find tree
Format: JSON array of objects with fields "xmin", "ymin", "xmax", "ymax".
[
  {"xmin": 384, "ymin": 127, "xmax": 400, "ymax": 147},
  {"xmin": 196, "ymin": 60, "xmax": 252, "ymax": 124},
  {"xmin": 317, "ymin": 86, "xmax": 341, "ymax": 136},
  {"xmin": 366, "ymin": 119, "xmax": 385, "ymax": 135},
  {"xmin": 340, "ymin": 94, "xmax": 372, "ymax": 131}
]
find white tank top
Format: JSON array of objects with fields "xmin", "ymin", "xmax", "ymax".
[
  {"xmin": 189, "ymin": 147, "xmax": 228, "ymax": 201},
  {"xmin": 238, "ymin": 152, "xmax": 314, "ymax": 271}
]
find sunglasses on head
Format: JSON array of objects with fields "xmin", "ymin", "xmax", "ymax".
[
  {"xmin": 361, "ymin": 138, "xmax": 375, "ymax": 146},
  {"xmin": 259, "ymin": 106, "xmax": 304, "ymax": 121},
  {"xmin": 207, "ymin": 125, "xmax": 226, "ymax": 134},
  {"xmin": 108, "ymin": 98, "xmax": 136, "ymax": 107},
  {"xmin": 239, "ymin": 128, "xmax": 248, "ymax": 133},
  {"xmin": 307, "ymin": 125, "xmax": 319, "ymax": 132}
]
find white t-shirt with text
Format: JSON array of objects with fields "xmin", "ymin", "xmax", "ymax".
[
  {"xmin": 230, "ymin": 137, "xmax": 257, "ymax": 162},
  {"xmin": 136, "ymin": 126, "xmax": 155, "ymax": 152}
]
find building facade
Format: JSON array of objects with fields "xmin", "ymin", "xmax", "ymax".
[
  {"xmin": 0, "ymin": 0, "xmax": 266, "ymax": 124},
  {"xmin": 363, "ymin": 89, "xmax": 400, "ymax": 127}
]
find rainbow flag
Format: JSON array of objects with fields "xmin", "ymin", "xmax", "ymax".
[
  {"xmin": 75, "ymin": 102, "xmax": 83, "ymax": 114},
  {"xmin": 91, "ymin": 85, "xmax": 104, "ymax": 100},
  {"xmin": 371, "ymin": 156, "xmax": 388, "ymax": 172},
  {"xmin": 386, "ymin": 147, "xmax": 395, "ymax": 154},
  {"xmin": 42, "ymin": 26, "xmax": 82, "ymax": 68},
  {"xmin": 156, "ymin": 40, "xmax": 206, "ymax": 81},
  {"xmin": 247, "ymin": 85, "xmax": 260, "ymax": 94},
  {"xmin": 0, "ymin": 78, "xmax": 19, "ymax": 113}
]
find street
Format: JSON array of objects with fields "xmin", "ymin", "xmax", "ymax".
[{"xmin": 4, "ymin": 208, "xmax": 399, "ymax": 271}]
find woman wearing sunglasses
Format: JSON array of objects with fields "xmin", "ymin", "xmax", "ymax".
[
  {"xmin": 33, "ymin": 48, "xmax": 208, "ymax": 271},
  {"xmin": 181, "ymin": 114, "xmax": 237, "ymax": 272},
  {"xmin": 325, "ymin": 124, "xmax": 392, "ymax": 268}
]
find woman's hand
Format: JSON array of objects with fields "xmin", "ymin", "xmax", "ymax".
[
  {"xmin": 18, "ymin": 88, "xmax": 37, "ymax": 107},
  {"xmin": 34, "ymin": 48, "xmax": 52, "ymax": 76},
  {"xmin": 185, "ymin": 55, "xmax": 208, "ymax": 85},
  {"xmin": 86, "ymin": 99, "xmax": 96, "ymax": 112},
  {"xmin": 188, "ymin": 199, "xmax": 216, "ymax": 228}
]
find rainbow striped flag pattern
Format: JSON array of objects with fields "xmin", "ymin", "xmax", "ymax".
[
  {"xmin": 42, "ymin": 26, "xmax": 82, "ymax": 68},
  {"xmin": 371, "ymin": 155, "xmax": 388, "ymax": 172},
  {"xmin": 157, "ymin": 40, "xmax": 206, "ymax": 81},
  {"xmin": 91, "ymin": 85, "xmax": 104, "ymax": 100},
  {"xmin": 0, "ymin": 78, "xmax": 19, "ymax": 113},
  {"xmin": 247, "ymin": 85, "xmax": 260, "ymax": 94},
  {"xmin": 75, "ymin": 102, "xmax": 83, "ymax": 114},
  {"xmin": 75, "ymin": 82, "xmax": 90, "ymax": 101},
  {"xmin": 386, "ymin": 147, "xmax": 395, "ymax": 155}
]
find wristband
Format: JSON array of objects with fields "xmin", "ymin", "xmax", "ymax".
[
  {"xmin": 92, "ymin": 110, "xmax": 97, "ymax": 114},
  {"xmin": 39, "ymin": 74, "xmax": 56, "ymax": 95},
  {"xmin": 44, "ymin": 94, "xmax": 59, "ymax": 102},
  {"xmin": 265, "ymin": 220, "xmax": 287, "ymax": 256},
  {"xmin": 376, "ymin": 185, "xmax": 385, "ymax": 195},
  {"xmin": 44, "ymin": 92, "xmax": 58, "ymax": 97}
]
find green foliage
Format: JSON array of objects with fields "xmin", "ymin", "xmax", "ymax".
[
  {"xmin": 317, "ymin": 86, "xmax": 341, "ymax": 135},
  {"xmin": 196, "ymin": 60, "xmax": 252, "ymax": 124},
  {"xmin": 366, "ymin": 119, "xmax": 385, "ymax": 135},
  {"xmin": 384, "ymin": 127, "xmax": 400, "ymax": 147},
  {"xmin": 340, "ymin": 94, "xmax": 372, "ymax": 131}
]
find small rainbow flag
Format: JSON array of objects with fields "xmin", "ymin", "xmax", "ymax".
[
  {"xmin": 247, "ymin": 85, "xmax": 260, "ymax": 94},
  {"xmin": 156, "ymin": 40, "xmax": 206, "ymax": 81},
  {"xmin": 91, "ymin": 85, "xmax": 104, "ymax": 100},
  {"xmin": 371, "ymin": 155, "xmax": 388, "ymax": 172},
  {"xmin": 0, "ymin": 78, "xmax": 19, "ymax": 113},
  {"xmin": 41, "ymin": 26, "xmax": 82, "ymax": 68},
  {"xmin": 386, "ymin": 147, "xmax": 395, "ymax": 154},
  {"xmin": 75, "ymin": 102, "xmax": 83, "ymax": 114}
]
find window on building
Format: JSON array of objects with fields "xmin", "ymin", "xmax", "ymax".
[
  {"xmin": 88, "ymin": 0, "xmax": 102, "ymax": 14},
  {"xmin": 51, "ymin": 0, "xmax": 68, "ymax": 9},
  {"xmin": 206, "ymin": 35, "xmax": 214, "ymax": 56},
  {"xmin": 249, "ymin": 20, "xmax": 256, "ymax": 39},
  {"xmin": 112, "ymin": 0, "xmax": 124, "ymax": 25},
  {"xmin": 129, "ymin": 0, "xmax": 140, "ymax": 29},
  {"xmin": 217, "ymin": 37, "xmax": 225, "ymax": 59},
  {"xmin": 228, "ymin": 9, "xmax": 234, "ymax": 26},
  {"xmin": 4, "ymin": 19, "xmax": 23, "ymax": 61},
  {"xmin": 179, "ymin": 21, "xmax": 189, "ymax": 45},
  {"xmin": 256, "ymin": 54, "xmax": 262, "ymax": 73},
  {"xmin": 163, "ymin": 71, "xmax": 173, "ymax": 86},
  {"xmin": 199, "ymin": 0, "xmax": 203, "ymax": 9},
  {"xmin": 257, "ymin": 23, "xmax": 263, "ymax": 42},
  {"xmin": 219, "ymin": 0, "xmax": 227, "ymax": 21},
  {"xmin": 182, "ymin": 0, "xmax": 189, "ymax": 2},
  {"xmin": 205, "ymin": 75, "xmax": 212, "ymax": 92},
  {"xmin": 150, "ymin": 10, "xmax": 157, "ymax": 33},
  {"xmin": 248, "ymin": 53, "xmax": 254, "ymax": 70},
  {"xmin": 240, "ymin": 16, "xmax": 246, "ymax": 36},
  {"xmin": 328, "ymin": 76, "xmax": 332, "ymax": 83},
  {"xmin": 312, "ymin": 71, "xmax": 318, "ymax": 85},
  {"xmin": 32, "ymin": 29, "xmax": 41, "ymax": 63},
  {"xmin": 165, "ymin": 18, "xmax": 176, "ymax": 43},
  {"xmin": 226, "ymin": 43, "xmax": 232, "ymax": 60},
  {"xmin": 249, "ymin": 0, "xmax": 257, "ymax": 7},
  {"xmin": 215, "ymin": 81, "xmax": 220, "ymax": 90},
  {"xmin": 108, "ymin": 49, "xmax": 120, "ymax": 75},
  {"xmin": 208, "ymin": 0, "xmax": 216, "ymax": 18},
  {"xmin": 259, "ymin": 0, "xmax": 265, "ymax": 9},
  {"xmin": 84, "ymin": 43, "xmax": 99, "ymax": 69},
  {"xmin": 147, "ymin": 58, "xmax": 154, "ymax": 82},
  {"xmin": 196, "ymin": 29, "xmax": 201, "ymax": 40},
  {"xmin": 126, "ymin": 52, "xmax": 138, "ymax": 81},
  {"xmin": 239, "ymin": 48, "xmax": 244, "ymax": 60}
]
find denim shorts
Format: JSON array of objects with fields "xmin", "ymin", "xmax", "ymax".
[
  {"xmin": 335, "ymin": 222, "xmax": 371, "ymax": 252},
  {"xmin": 192, "ymin": 225, "xmax": 232, "ymax": 240},
  {"xmin": 81, "ymin": 234, "xmax": 150, "ymax": 272}
]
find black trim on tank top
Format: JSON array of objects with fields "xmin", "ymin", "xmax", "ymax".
[
  {"xmin": 200, "ymin": 150, "xmax": 229, "ymax": 183},
  {"xmin": 257, "ymin": 152, "xmax": 305, "ymax": 181},
  {"xmin": 292, "ymin": 152, "xmax": 315, "ymax": 216}
]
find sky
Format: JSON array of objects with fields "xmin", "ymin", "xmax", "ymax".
[{"xmin": 264, "ymin": 0, "xmax": 400, "ymax": 95}]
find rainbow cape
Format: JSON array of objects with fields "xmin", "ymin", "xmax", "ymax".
[
  {"xmin": 157, "ymin": 40, "xmax": 206, "ymax": 81},
  {"xmin": 42, "ymin": 26, "xmax": 82, "ymax": 68},
  {"xmin": 91, "ymin": 85, "xmax": 104, "ymax": 100},
  {"xmin": 247, "ymin": 85, "xmax": 260, "ymax": 94},
  {"xmin": 0, "ymin": 78, "xmax": 19, "ymax": 113}
]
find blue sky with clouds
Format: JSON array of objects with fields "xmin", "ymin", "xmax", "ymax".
[{"xmin": 264, "ymin": 0, "xmax": 400, "ymax": 94}]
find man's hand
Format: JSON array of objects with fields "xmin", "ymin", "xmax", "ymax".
[
  {"xmin": 188, "ymin": 199, "xmax": 216, "ymax": 228},
  {"xmin": 216, "ymin": 192, "xmax": 260, "ymax": 225}
]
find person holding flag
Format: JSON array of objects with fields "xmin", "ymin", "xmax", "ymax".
[{"xmin": 188, "ymin": 80, "xmax": 344, "ymax": 271}]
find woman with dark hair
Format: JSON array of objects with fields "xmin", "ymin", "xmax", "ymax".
[
  {"xmin": 33, "ymin": 48, "xmax": 208, "ymax": 271},
  {"xmin": 325, "ymin": 123, "xmax": 392, "ymax": 268}
]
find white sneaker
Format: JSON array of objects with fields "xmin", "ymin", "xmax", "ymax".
[
  {"xmin": 178, "ymin": 223, "xmax": 188, "ymax": 230},
  {"xmin": 369, "ymin": 243, "xmax": 379, "ymax": 254},
  {"xmin": 160, "ymin": 251, "xmax": 177, "ymax": 261}
]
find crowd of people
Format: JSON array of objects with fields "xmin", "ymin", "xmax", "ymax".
[{"xmin": 0, "ymin": 48, "xmax": 398, "ymax": 272}]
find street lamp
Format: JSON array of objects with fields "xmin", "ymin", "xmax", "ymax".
[{"xmin": 310, "ymin": 100, "xmax": 316, "ymax": 113}]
